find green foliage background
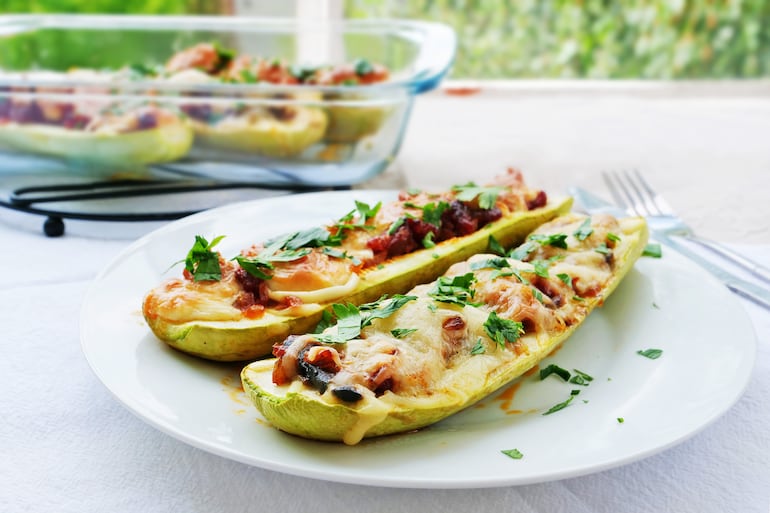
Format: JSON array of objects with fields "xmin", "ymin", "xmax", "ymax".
[
  {"xmin": 1, "ymin": 0, "xmax": 767, "ymax": 78},
  {"xmin": 347, "ymin": 0, "xmax": 770, "ymax": 78}
]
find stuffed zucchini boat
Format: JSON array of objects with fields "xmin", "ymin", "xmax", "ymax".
[
  {"xmin": 143, "ymin": 169, "xmax": 571, "ymax": 361},
  {"xmin": 241, "ymin": 212, "xmax": 649, "ymax": 444},
  {"xmin": 0, "ymin": 96, "xmax": 193, "ymax": 166}
]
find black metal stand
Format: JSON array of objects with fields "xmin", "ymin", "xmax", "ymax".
[{"xmin": 0, "ymin": 178, "xmax": 347, "ymax": 237}]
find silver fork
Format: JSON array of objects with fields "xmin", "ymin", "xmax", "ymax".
[{"xmin": 603, "ymin": 169, "xmax": 770, "ymax": 285}]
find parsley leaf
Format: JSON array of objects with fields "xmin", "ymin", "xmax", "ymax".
[
  {"xmin": 529, "ymin": 259, "xmax": 551, "ymax": 278},
  {"xmin": 501, "ymin": 448, "xmax": 523, "ymax": 460},
  {"xmin": 539, "ymin": 364, "xmax": 571, "ymax": 382},
  {"xmin": 421, "ymin": 201, "xmax": 449, "ymax": 227},
  {"xmin": 529, "ymin": 233, "xmax": 568, "ymax": 249},
  {"xmin": 359, "ymin": 294, "xmax": 418, "ymax": 328},
  {"xmin": 184, "ymin": 235, "xmax": 225, "ymax": 281},
  {"xmin": 573, "ymin": 218, "xmax": 593, "ymax": 241},
  {"xmin": 637, "ymin": 348, "xmax": 663, "ymax": 359},
  {"xmin": 594, "ymin": 242, "xmax": 611, "ymax": 255},
  {"xmin": 471, "ymin": 338, "xmax": 486, "ymax": 355},
  {"xmin": 283, "ymin": 227, "xmax": 338, "ymax": 250},
  {"xmin": 428, "ymin": 273, "xmax": 478, "ymax": 306},
  {"xmin": 470, "ymin": 257, "xmax": 510, "ymax": 271},
  {"xmin": 569, "ymin": 368, "xmax": 594, "ymax": 386},
  {"xmin": 642, "ymin": 243, "xmax": 662, "ymax": 258},
  {"xmin": 508, "ymin": 241, "xmax": 538, "ymax": 261},
  {"xmin": 556, "ymin": 273, "xmax": 573, "ymax": 287},
  {"xmin": 452, "ymin": 182, "xmax": 505, "ymax": 209},
  {"xmin": 313, "ymin": 310, "xmax": 334, "ymax": 334},
  {"xmin": 391, "ymin": 328, "xmax": 417, "ymax": 339},
  {"xmin": 355, "ymin": 200, "xmax": 381, "ymax": 223},
  {"xmin": 488, "ymin": 235, "xmax": 507, "ymax": 256},
  {"xmin": 233, "ymin": 255, "xmax": 273, "ymax": 280},
  {"xmin": 607, "ymin": 232, "xmax": 621, "ymax": 243},
  {"xmin": 483, "ymin": 311, "xmax": 525, "ymax": 348},
  {"xmin": 422, "ymin": 231, "xmax": 436, "ymax": 248},
  {"xmin": 353, "ymin": 58, "xmax": 374, "ymax": 76},
  {"xmin": 387, "ymin": 217, "xmax": 405, "ymax": 235},
  {"xmin": 542, "ymin": 390, "xmax": 581, "ymax": 415}
]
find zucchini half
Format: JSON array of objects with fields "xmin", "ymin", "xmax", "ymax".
[
  {"xmin": 241, "ymin": 214, "xmax": 649, "ymax": 444},
  {"xmin": 145, "ymin": 196, "xmax": 572, "ymax": 362},
  {"xmin": 192, "ymin": 106, "xmax": 328, "ymax": 158},
  {"xmin": 0, "ymin": 120, "xmax": 193, "ymax": 165},
  {"xmin": 323, "ymin": 104, "xmax": 390, "ymax": 144}
]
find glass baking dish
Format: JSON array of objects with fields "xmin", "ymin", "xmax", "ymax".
[{"xmin": 0, "ymin": 15, "xmax": 455, "ymax": 186}]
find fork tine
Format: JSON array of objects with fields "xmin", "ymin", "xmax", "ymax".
[
  {"xmin": 631, "ymin": 169, "xmax": 675, "ymax": 216},
  {"xmin": 619, "ymin": 169, "xmax": 659, "ymax": 217},
  {"xmin": 602, "ymin": 171, "xmax": 644, "ymax": 216}
]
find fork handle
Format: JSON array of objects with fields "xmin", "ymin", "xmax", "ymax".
[
  {"xmin": 657, "ymin": 233, "xmax": 770, "ymax": 310},
  {"xmin": 681, "ymin": 234, "xmax": 770, "ymax": 285}
]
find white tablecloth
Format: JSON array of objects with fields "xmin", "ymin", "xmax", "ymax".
[{"xmin": 1, "ymin": 215, "xmax": 768, "ymax": 513}]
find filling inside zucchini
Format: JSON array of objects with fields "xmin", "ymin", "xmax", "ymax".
[
  {"xmin": 241, "ymin": 213, "xmax": 649, "ymax": 444},
  {"xmin": 142, "ymin": 169, "xmax": 572, "ymax": 361}
]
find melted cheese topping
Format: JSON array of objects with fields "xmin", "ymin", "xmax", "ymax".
[
  {"xmin": 268, "ymin": 272, "xmax": 359, "ymax": 304},
  {"xmin": 284, "ymin": 214, "xmax": 642, "ymax": 444}
]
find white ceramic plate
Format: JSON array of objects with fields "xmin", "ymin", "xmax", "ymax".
[{"xmin": 81, "ymin": 190, "xmax": 757, "ymax": 489}]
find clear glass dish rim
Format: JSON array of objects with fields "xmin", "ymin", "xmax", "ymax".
[{"xmin": 0, "ymin": 14, "xmax": 457, "ymax": 97}]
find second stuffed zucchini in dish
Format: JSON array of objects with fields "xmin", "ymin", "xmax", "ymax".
[
  {"xmin": 143, "ymin": 169, "xmax": 571, "ymax": 361},
  {"xmin": 241, "ymin": 212, "xmax": 648, "ymax": 444}
]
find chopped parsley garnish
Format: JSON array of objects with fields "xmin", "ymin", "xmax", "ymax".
[
  {"xmin": 239, "ymin": 69, "xmax": 258, "ymax": 83},
  {"xmin": 128, "ymin": 62, "xmax": 157, "ymax": 77},
  {"xmin": 637, "ymin": 348, "xmax": 663, "ymax": 359},
  {"xmin": 530, "ymin": 259, "xmax": 551, "ymax": 278},
  {"xmin": 354, "ymin": 200, "xmax": 381, "ymax": 223},
  {"xmin": 557, "ymin": 273, "xmax": 573, "ymax": 287},
  {"xmin": 483, "ymin": 311, "xmax": 525, "ymax": 348},
  {"xmin": 542, "ymin": 389, "xmax": 581, "ymax": 415},
  {"xmin": 406, "ymin": 187, "xmax": 422, "ymax": 196},
  {"xmin": 529, "ymin": 233, "xmax": 568, "ymax": 249},
  {"xmin": 531, "ymin": 287, "xmax": 546, "ymax": 304},
  {"xmin": 233, "ymin": 255, "xmax": 273, "ymax": 280},
  {"xmin": 642, "ymin": 243, "xmax": 662, "ymax": 258},
  {"xmin": 501, "ymin": 448, "xmax": 523, "ymax": 460},
  {"xmin": 470, "ymin": 257, "xmax": 510, "ymax": 271},
  {"xmin": 572, "ymin": 295, "xmax": 585, "ymax": 302},
  {"xmin": 391, "ymin": 328, "xmax": 417, "ymax": 339},
  {"xmin": 281, "ymin": 226, "xmax": 339, "ymax": 250},
  {"xmin": 266, "ymin": 248, "xmax": 312, "ymax": 262},
  {"xmin": 421, "ymin": 201, "xmax": 449, "ymax": 227},
  {"xmin": 470, "ymin": 338, "xmax": 486, "ymax": 355},
  {"xmin": 422, "ymin": 232, "xmax": 436, "ymax": 248},
  {"xmin": 313, "ymin": 310, "xmax": 333, "ymax": 334},
  {"xmin": 594, "ymin": 242, "xmax": 611, "ymax": 255},
  {"xmin": 428, "ymin": 273, "xmax": 479, "ymax": 306},
  {"xmin": 184, "ymin": 235, "xmax": 225, "ymax": 281},
  {"xmin": 508, "ymin": 241, "xmax": 538, "ymax": 261},
  {"xmin": 315, "ymin": 295, "xmax": 417, "ymax": 344},
  {"xmin": 353, "ymin": 58, "xmax": 374, "ymax": 76},
  {"xmin": 539, "ymin": 364, "xmax": 571, "ymax": 382},
  {"xmin": 288, "ymin": 64, "xmax": 318, "ymax": 82},
  {"xmin": 607, "ymin": 232, "xmax": 621, "ymax": 243},
  {"xmin": 569, "ymin": 369, "xmax": 594, "ymax": 386},
  {"xmin": 451, "ymin": 182, "xmax": 504, "ymax": 209},
  {"xmin": 617, "ymin": 417, "xmax": 625, "ymax": 423},
  {"xmin": 488, "ymin": 235, "xmax": 507, "ymax": 256},
  {"xmin": 573, "ymin": 218, "xmax": 593, "ymax": 241},
  {"xmin": 387, "ymin": 217, "xmax": 405, "ymax": 235}
]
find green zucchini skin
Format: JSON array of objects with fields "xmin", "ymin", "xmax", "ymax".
[
  {"xmin": 145, "ymin": 196, "xmax": 573, "ymax": 362},
  {"xmin": 241, "ymin": 215, "xmax": 649, "ymax": 444},
  {"xmin": 192, "ymin": 107, "xmax": 328, "ymax": 157},
  {"xmin": 0, "ymin": 121, "xmax": 193, "ymax": 166}
]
